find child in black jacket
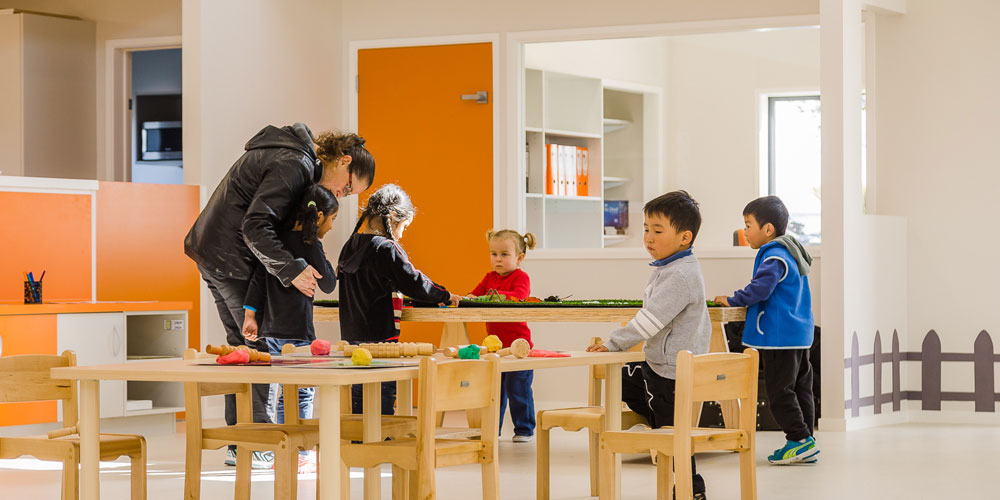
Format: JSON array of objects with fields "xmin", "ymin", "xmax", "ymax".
[{"xmin": 338, "ymin": 184, "xmax": 461, "ymax": 414}]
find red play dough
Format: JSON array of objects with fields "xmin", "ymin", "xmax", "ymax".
[
  {"xmin": 311, "ymin": 339, "xmax": 332, "ymax": 356},
  {"xmin": 217, "ymin": 349, "xmax": 250, "ymax": 364},
  {"xmin": 528, "ymin": 349, "xmax": 570, "ymax": 358}
]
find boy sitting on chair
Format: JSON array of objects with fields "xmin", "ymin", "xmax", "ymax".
[
  {"xmin": 588, "ymin": 190, "xmax": 712, "ymax": 499},
  {"xmin": 714, "ymin": 195, "xmax": 818, "ymax": 465}
]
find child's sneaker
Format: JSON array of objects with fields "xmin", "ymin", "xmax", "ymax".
[
  {"xmin": 512, "ymin": 434, "xmax": 534, "ymax": 443},
  {"xmin": 767, "ymin": 436, "xmax": 819, "ymax": 465},
  {"xmin": 297, "ymin": 452, "xmax": 317, "ymax": 474},
  {"xmin": 224, "ymin": 448, "xmax": 236, "ymax": 466},
  {"xmin": 251, "ymin": 450, "xmax": 274, "ymax": 469}
]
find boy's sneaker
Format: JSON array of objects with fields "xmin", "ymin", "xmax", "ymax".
[
  {"xmin": 224, "ymin": 448, "xmax": 236, "ymax": 466},
  {"xmin": 673, "ymin": 487, "xmax": 707, "ymax": 500},
  {"xmin": 297, "ymin": 452, "xmax": 317, "ymax": 474},
  {"xmin": 767, "ymin": 436, "xmax": 819, "ymax": 465},
  {"xmin": 251, "ymin": 450, "xmax": 274, "ymax": 470},
  {"xmin": 512, "ymin": 434, "xmax": 534, "ymax": 443}
]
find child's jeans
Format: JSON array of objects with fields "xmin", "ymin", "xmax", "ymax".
[
  {"xmin": 621, "ymin": 361, "xmax": 706, "ymax": 495},
  {"xmin": 263, "ymin": 338, "xmax": 315, "ymax": 423},
  {"xmin": 499, "ymin": 370, "xmax": 535, "ymax": 437}
]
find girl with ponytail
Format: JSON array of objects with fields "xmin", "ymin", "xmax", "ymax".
[
  {"xmin": 241, "ymin": 184, "xmax": 339, "ymax": 469},
  {"xmin": 337, "ymin": 183, "xmax": 462, "ymax": 414},
  {"xmin": 467, "ymin": 229, "xmax": 538, "ymax": 442}
]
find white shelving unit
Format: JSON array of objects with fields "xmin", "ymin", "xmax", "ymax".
[{"xmin": 524, "ymin": 68, "xmax": 656, "ymax": 248}]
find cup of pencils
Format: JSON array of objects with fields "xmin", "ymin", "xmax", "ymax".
[{"xmin": 23, "ymin": 271, "xmax": 44, "ymax": 304}]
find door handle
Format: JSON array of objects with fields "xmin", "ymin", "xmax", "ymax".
[{"xmin": 460, "ymin": 91, "xmax": 488, "ymax": 104}]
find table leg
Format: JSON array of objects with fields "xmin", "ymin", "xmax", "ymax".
[
  {"xmin": 439, "ymin": 321, "xmax": 470, "ymax": 348},
  {"xmin": 393, "ymin": 380, "xmax": 412, "ymax": 498},
  {"xmin": 711, "ymin": 321, "xmax": 740, "ymax": 429},
  {"xmin": 318, "ymin": 385, "xmax": 342, "ymax": 500},
  {"xmin": 363, "ymin": 382, "xmax": 382, "ymax": 500},
  {"xmin": 600, "ymin": 362, "xmax": 622, "ymax": 500},
  {"xmin": 79, "ymin": 379, "xmax": 100, "ymax": 500}
]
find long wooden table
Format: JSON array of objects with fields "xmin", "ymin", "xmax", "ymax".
[{"xmin": 52, "ymin": 350, "xmax": 644, "ymax": 500}]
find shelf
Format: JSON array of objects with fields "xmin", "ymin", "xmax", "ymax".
[
  {"xmin": 125, "ymin": 406, "xmax": 184, "ymax": 417},
  {"xmin": 603, "ymin": 118, "xmax": 631, "ymax": 134},
  {"xmin": 525, "ymin": 193, "xmax": 544, "ymax": 199},
  {"xmin": 545, "ymin": 129, "xmax": 602, "ymax": 139},
  {"xmin": 544, "ymin": 195, "xmax": 602, "ymax": 201},
  {"xmin": 603, "ymin": 176, "xmax": 629, "ymax": 190},
  {"xmin": 526, "ymin": 126, "xmax": 543, "ymax": 134}
]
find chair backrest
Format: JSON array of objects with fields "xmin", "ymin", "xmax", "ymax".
[
  {"xmin": 0, "ymin": 351, "xmax": 78, "ymax": 426},
  {"xmin": 673, "ymin": 349, "xmax": 759, "ymax": 434},
  {"xmin": 417, "ymin": 354, "xmax": 500, "ymax": 435},
  {"xmin": 182, "ymin": 348, "xmax": 252, "ymax": 428}
]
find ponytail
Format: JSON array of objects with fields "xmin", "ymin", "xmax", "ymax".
[
  {"xmin": 355, "ymin": 184, "xmax": 416, "ymax": 240},
  {"xmin": 313, "ymin": 131, "xmax": 376, "ymax": 187}
]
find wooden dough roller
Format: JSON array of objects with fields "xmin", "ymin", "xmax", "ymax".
[
  {"xmin": 205, "ymin": 344, "xmax": 271, "ymax": 362},
  {"xmin": 444, "ymin": 338, "xmax": 531, "ymax": 359},
  {"xmin": 335, "ymin": 341, "xmax": 435, "ymax": 358}
]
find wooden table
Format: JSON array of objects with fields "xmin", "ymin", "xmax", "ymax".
[{"xmin": 51, "ymin": 350, "xmax": 644, "ymax": 500}]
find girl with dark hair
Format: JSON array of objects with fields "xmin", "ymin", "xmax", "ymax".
[
  {"xmin": 337, "ymin": 184, "xmax": 462, "ymax": 414},
  {"xmin": 240, "ymin": 184, "xmax": 339, "ymax": 472}
]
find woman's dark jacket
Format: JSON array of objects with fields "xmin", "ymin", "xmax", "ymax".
[{"xmin": 184, "ymin": 123, "xmax": 321, "ymax": 285}]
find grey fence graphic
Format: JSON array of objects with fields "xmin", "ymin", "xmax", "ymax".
[{"xmin": 844, "ymin": 330, "xmax": 998, "ymax": 416}]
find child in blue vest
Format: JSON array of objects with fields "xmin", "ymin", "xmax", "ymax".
[{"xmin": 715, "ymin": 196, "xmax": 818, "ymax": 465}]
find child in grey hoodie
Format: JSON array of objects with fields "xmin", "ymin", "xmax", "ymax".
[{"xmin": 587, "ymin": 190, "xmax": 711, "ymax": 499}]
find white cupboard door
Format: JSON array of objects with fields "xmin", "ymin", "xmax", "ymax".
[{"xmin": 57, "ymin": 313, "xmax": 126, "ymax": 418}]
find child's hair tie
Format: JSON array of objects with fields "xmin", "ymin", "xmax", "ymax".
[{"xmin": 307, "ymin": 201, "xmax": 317, "ymax": 208}]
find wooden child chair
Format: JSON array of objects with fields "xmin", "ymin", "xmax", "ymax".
[
  {"xmin": 601, "ymin": 349, "xmax": 759, "ymax": 500},
  {"xmin": 340, "ymin": 354, "xmax": 502, "ymax": 500},
  {"xmin": 0, "ymin": 351, "xmax": 147, "ymax": 500},
  {"xmin": 536, "ymin": 337, "xmax": 647, "ymax": 499},
  {"xmin": 181, "ymin": 348, "xmax": 320, "ymax": 500}
]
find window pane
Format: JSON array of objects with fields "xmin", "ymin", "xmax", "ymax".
[{"xmin": 772, "ymin": 97, "xmax": 821, "ymax": 244}]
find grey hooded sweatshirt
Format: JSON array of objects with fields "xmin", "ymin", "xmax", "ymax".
[{"xmin": 603, "ymin": 252, "xmax": 712, "ymax": 379}]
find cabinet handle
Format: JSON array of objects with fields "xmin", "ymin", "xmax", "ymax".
[{"xmin": 460, "ymin": 91, "xmax": 488, "ymax": 104}]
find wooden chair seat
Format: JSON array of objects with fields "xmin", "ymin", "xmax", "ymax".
[
  {"xmin": 601, "ymin": 350, "xmax": 759, "ymax": 500},
  {"xmin": 0, "ymin": 351, "xmax": 146, "ymax": 500},
  {"xmin": 538, "ymin": 405, "xmax": 647, "ymax": 432},
  {"xmin": 200, "ymin": 423, "xmax": 319, "ymax": 449},
  {"xmin": 342, "ymin": 437, "xmax": 485, "ymax": 470}
]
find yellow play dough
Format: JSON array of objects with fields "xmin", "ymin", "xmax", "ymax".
[
  {"xmin": 351, "ymin": 347, "xmax": 373, "ymax": 366},
  {"xmin": 482, "ymin": 335, "xmax": 503, "ymax": 353}
]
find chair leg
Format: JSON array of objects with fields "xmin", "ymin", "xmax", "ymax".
[
  {"xmin": 61, "ymin": 450, "xmax": 79, "ymax": 500},
  {"xmin": 184, "ymin": 446, "xmax": 202, "ymax": 500},
  {"xmin": 739, "ymin": 449, "xmax": 757, "ymax": 500},
  {"xmin": 656, "ymin": 453, "xmax": 673, "ymax": 500},
  {"xmin": 481, "ymin": 458, "xmax": 499, "ymax": 500},
  {"xmin": 418, "ymin": 463, "xmax": 436, "ymax": 500},
  {"xmin": 408, "ymin": 469, "xmax": 419, "ymax": 499},
  {"xmin": 392, "ymin": 465, "xmax": 409, "ymax": 499},
  {"xmin": 537, "ymin": 427, "xmax": 550, "ymax": 500},
  {"xmin": 274, "ymin": 444, "xmax": 296, "ymax": 500},
  {"xmin": 674, "ymin": 452, "xmax": 693, "ymax": 500},
  {"xmin": 130, "ymin": 438, "xmax": 147, "ymax": 500},
  {"xmin": 234, "ymin": 447, "xmax": 251, "ymax": 500},
  {"xmin": 588, "ymin": 430, "xmax": 600, "ymax": 496},
  {"xmin": 340, "ymin": 454, "xmax": 351, "ymax": 500}
]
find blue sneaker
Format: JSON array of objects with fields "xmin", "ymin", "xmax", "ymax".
[{"xmin": 767, "ymin": 436, "xmax": 819, "ymax": 465}]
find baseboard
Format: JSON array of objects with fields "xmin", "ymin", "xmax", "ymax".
[
  {"xmin": 817, "ymin": 416, "xmax": 847, "ymax": 432},
  {"xmin": 906, "ymin": 410, "xmax": 1000, "ymax": 426}
]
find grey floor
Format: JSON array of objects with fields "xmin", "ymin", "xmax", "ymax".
[{"xmin": 0, "ymin": 421, "xmax": 991, "ymax": 499}]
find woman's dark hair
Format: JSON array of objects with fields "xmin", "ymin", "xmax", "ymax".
[
  {"xmin": 643, "ymin": 190, "xmax": 702, "ymax": 244},
  {"xmin": 353, "ymin": 184, "xmax": 415, "ymax": 241},
  {"xmin": 295, "ymin": 184, "xmax": 338, "ymax": 245},
  {"xmin": 313, "ymin": 131, "xmax": 376, "ymax": 187},
  {"xmin": 743, "ymin": 196, "xmax": 789, "ymax": 236}
]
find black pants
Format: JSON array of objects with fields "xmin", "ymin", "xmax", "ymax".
[
  {"xmin": 622, "ymin": 362, "xmax": 706, "ymax": 494},
  {"xmin": 199, "ymin": 266, "xmax": 273, "ymax": 452},
  {"xmin": 351, "ymin": 382, "xmax": 397, "ymax": 415},
  {"xmin": 761, "ymin": 349, "xmax": 815, "ymax": 442}
]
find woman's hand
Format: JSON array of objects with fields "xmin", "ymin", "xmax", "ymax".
[
  {"xmin": 292, "ymin": 265, "xmax": 323, "ymax": 297},
  {"xmin": 586, "ymin": 343, "xmax": 609, "ymax": 352},
  {"xmin": 242, "ymin": 314, "xmax": 259, "ymax": 342},
  {"xmin": 713, "ymin": 296, "xmax": 731, "ymax": 307}
]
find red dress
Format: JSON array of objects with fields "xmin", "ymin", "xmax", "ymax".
[{"xmin": 470, "ymin": 269, "xmax": 533, "ymax": 348}]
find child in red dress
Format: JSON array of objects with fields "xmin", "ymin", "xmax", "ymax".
[{"xmin": 468, "ymin": 229, "xmax": 537, "ymax": 442}]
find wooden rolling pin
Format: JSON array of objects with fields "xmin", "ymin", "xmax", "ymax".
[
  {"xmin": 205, "ymin": 344, "xmax": 271, "ymax": 362},
  {"xmin": 47, "ymin": 426, "xmax": 77, "ymax": 439},
  {"xmin": 444, "ymin": 338, "xmax": 531, "ymax": 359},
  {"xmin": 335, "ymin": 341, "xmax": 435, "ymax": 358}
]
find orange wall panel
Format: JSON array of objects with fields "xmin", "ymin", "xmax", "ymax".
[
  {"xmin": 358, "ymin": 43, "xmax": 493, "ymax": 346},
  {"xmin": 0, "ymin": 192, "xmax": 92, "ymax": 303},
  {"xmin": 96, "ymin": 182, "xmax": 201, "ymax": 349},
  {"xmin": 0, "ymin": 314, "xmax": 58, "ymax": 426}
]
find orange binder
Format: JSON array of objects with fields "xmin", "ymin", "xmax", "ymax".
[
  {"xmin": 545, "ymin": 144, "xmax": 557, "ymax": 195},
  {"xmin": 576, "ymin": 147, "xmax": 589, "ymax": 196}
]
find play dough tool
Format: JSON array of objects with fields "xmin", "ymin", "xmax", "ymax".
[
  {"xmin": 335, "ymin": 341, "xmax": 435, "ymax": 358},
  {"xmin": 205, "ymin": 344, "xmax": 271, "ymax": 362}
]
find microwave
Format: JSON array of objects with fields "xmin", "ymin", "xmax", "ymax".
[{"xmin": 140, "ymin": 121, "xmax": 182, "ymax": 160}]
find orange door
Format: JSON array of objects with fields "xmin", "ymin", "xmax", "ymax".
[
  {"xmin": 0, "ymin": 314, "xmax": 58, "ymax": 426},
  {"xmin": 358, "ymin": 43, "xmax": 493, "ymax": 345}
]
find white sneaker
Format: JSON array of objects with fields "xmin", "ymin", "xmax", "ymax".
[
  {"xmin": 627, "ymin": 423, "xmax": 651, "ymax": 432},
  {"xmin": 512, "ymin": 434, "xmax": 534, "ymax": 443}
]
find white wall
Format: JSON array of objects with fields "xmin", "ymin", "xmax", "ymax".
[
  {"xmin": 524, "ymin": 37, "xmax": 668, "ymax": 88},
  {"xmin": 873, "ymin": 0, "xmax": 1000, "ymax": 419},
  {"xmin": 666, "ymin": 28, "xmax": 820, "ymax": 248}
]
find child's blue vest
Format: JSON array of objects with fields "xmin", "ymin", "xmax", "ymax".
[{"xmin": 741, "ymin": 241, "xmax": 814, "ymax": 349}]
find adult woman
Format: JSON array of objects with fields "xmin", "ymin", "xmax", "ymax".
[{"xmin": 184, "ymin": 122, "xmax": 374, "ymax": 467}]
